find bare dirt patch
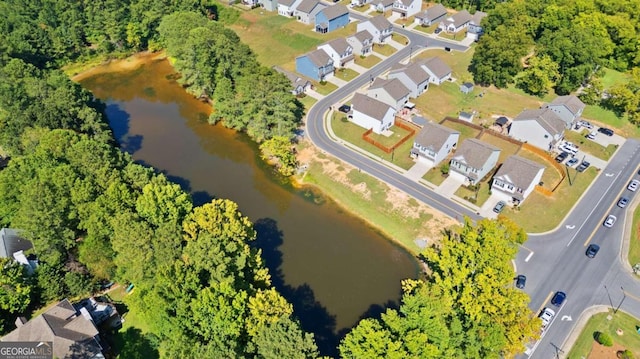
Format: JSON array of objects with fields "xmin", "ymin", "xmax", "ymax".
[{"xmin": 587, "ymin": 342, "xmax": 627, "ymax": 359}]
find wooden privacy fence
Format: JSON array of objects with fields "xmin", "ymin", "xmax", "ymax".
[
  {"xmin": 362, "ymin": 119, "xmax": 416, "ymax": 154},
  {"xmin": 521, "ymin": 143, "xmax": 566, "ymax": 193}
]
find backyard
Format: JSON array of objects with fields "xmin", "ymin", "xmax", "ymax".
[
  {"xmin": 567, "ymin": 309, "xmax": 640, "ymax": 359},
  {"xmin": 514, "ymin": 148, "xmax": 563, "ymax": 190},
  {"xmin": 439, "ymin": 118, "xmax": 482, "ymax": 143},
  {"xmin": 477, "ymin": 132, "xmax": 521, "ymax": 164}
]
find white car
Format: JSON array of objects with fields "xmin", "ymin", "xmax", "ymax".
[
  {"xmin": 628, "ymin": 179, "xmax": 640, "ymax": 192},
  {"xmin": 604, "ymin": 215, "xmax": 617, "ymax": 228},
  {"xmin": 587, "ymin": 131, "xmax": 597, "ymax": 140},
  {"xmin": 539, "ymin": 307, "xmax": 555, "ymax": 328}
]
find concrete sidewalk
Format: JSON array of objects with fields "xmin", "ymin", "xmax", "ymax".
[{"xmin": 404, "ymin": 160, "xmax": 432, "ymax": 181}]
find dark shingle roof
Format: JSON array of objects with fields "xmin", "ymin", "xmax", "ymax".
[
  {"xmin": 0, "ymin": 228, "xmax": 33, "ymax": 258},
  {"xmin": 320, "ymin": 4, "xmax": 348, "ymax": 20},
  {"xmin": 415, "ymin": 122, "xmax": 459, "ymax": 152},
  {"xmin": 453, "ymin": 138, "xmax": 500, "ymax": 169},
  {"xmin": 514, "ymin": 108, "xmax": 565, "ymax": 136},
  {"xmin": 494, "ymin": 155, "xmax": 544, "ymax": 196},
  {"xmin": 352, "ymin": 93, "xmax": 394, "ymax": 121}
]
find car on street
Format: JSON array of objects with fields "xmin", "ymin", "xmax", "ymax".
[
  {"xmin": 586, "ymin": 244, "xmax": 600, "ymax": 258},
  {"xmin": 604, "ymin": 214, "xmax": 617, "ymax": 228},
  {"xmin": 551, "ymin": 291, "xmax": 566, "ymax": 307},
  {"xmin": 566, "ymin": 157, "xmax": 579, "ymax": 167},
  {"xmin": 576, "ymin": 161, "xmax": 590, "ymax": 172},
  {"xmin": 618, "ymin": 197, "xmax": 629, "ymax": 208},
  {"xmin": 598, "ymin": 127, "xmax": 614, "ymax": 136},
  {"xmin": 555, "ymin": 152, "xmax": 569, "ymax": 163},
  {"xmin": 493, "ymin": 201, "xmax": 506, "ymax": 213},
  {"xmin": 539, "ymin": 307, "xmax": 555, "ymax": 328},
  {"xmin": 515, "ymin": 275, "xmax": 526, "ymax": 289},
  {"xmin": 628, "ymin": 179, "xmax": 640, "ymax": 192},
  {"xmin": 587, "ymin": 131, "xmax": 597, "ymax": 140}
]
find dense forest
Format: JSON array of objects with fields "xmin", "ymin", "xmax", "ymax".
[{"xmin": 0, "ymin": 0, "xmax": 541, "ymax": 357}]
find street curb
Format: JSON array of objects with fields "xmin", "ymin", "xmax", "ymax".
[{"xmin": 559, "ymin": 305, "xmax": 610, "ymax": 358}]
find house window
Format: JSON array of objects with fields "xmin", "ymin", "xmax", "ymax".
[
  {"xmin": 544, "ymin": 134, "xmax": 549, "ymax": 138},
  {"xmin": 508, "ymin": 185, "xmax": 513, "ymax": 190}
]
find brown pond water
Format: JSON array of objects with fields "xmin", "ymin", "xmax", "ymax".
[{"xmin": 78, "ymin": 55, "xmax": 418, "ymax": 355}]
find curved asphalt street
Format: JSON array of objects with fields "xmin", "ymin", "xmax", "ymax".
[{"xmin": 304, "ymin": 12, "xmax": 640, "ymax": 358}]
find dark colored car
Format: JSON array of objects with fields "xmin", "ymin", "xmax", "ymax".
[
  {"xmin": 555, "ymin": 152, "xmax": 569, "ymax": 163},
  {"xmin": 576, "ymin": 161, "xmax": 590, "ymax": 172},
  {"xmin": 515, "ymin": 275, "xmax": 526, "ymax": 289},
  {"xmin": 338, "ymin": 104, "xmax": 351, "ymax": 113},
  {"xmin": 551, "ymin": 291, "xmax": 567, "ymax": 307},
  {"xmin": 434, "ymin": 28, "xmax": 442, "ymax": 34},
  {"xmin": 598, "ymin": 127, "xmax": 614, "ymax": 136},
  {"xmin": 493, "ymin": 201, "xmax": 506, "ymax": 213},
  {"xmin": 586, "ymin": 244, "xmax": 600, "ymax": 258}
]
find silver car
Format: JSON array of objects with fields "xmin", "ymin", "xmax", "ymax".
[{"xmin": 604, "ymin": 215, "xmax": 617, "ymax": 228}]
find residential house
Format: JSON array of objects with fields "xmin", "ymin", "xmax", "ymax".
[
  {"xmin": 492, "ymin": 155, "xmax": 545, "ymax": 205},
  {"xmin": 295, "ymin": 49, "xmax": 335, "ymax": 81},
  {"xmin": 2, "ymin": 299, "xmax": 106, "ymax": 359},
  {"xmin": 411, "ymin": 122, "xmax": 460, "ymax": 165},
  {"xmin": 347, "ymin": 30, "xmax": 374, "ymax": 56},
  {"xmin": 0, "ymin": 228, "xmax": 37, "ymax": 273},
  {"xmin": 449, "ymin": 138, "xmax": 500, "ymax": 185},
  {"xmin": 278, "ymin": 0, "xmax": 303, "ymax": 16},
  {"xmin": 438, "ymin": 9, "xmax": 471, "ymax": 33},
  {"xmin": 460, "ymin": 82, "xmax": 474, "ymax": 94},
  {"xmin": 75, "ymin": 297, "xmax": 122, "ymax": 329},
  {"xmin": 387, "ymin": 61, "xmax": 430, "ymax": 97},
  {"xmin": 350, "ymin": 0, "xmax": 371, "ymax": 7},
  {"xmin": 392, "ymin": 0, "xmax": 421, "ymax": 18},
  {"xmin": 274, "ymin": 67, "xmax": 312, "ymax": 96},
  {"xmin": 544, "ymin": 95, "xmax": 586, "ymax": 128},
  {"xmin": 242, "ymin": 0, "xmax": 259, "ymax": 7},
  {"xmin": 418, "ymin": 57, "xmax": 452, "ymax": 85},
  {"xmin": 466, "ymin": 11, "xmax": 487, "ymax": 41},
  {"xmin": 367, "ymin": 77, "xmax": 411, "ymax": 109},
  {"xmin": 509, "ymin": 108, "xmax": 565, "ymax": 151},
  {"xmin": 317, "ymin": 38, "xmax": 355, "ymax": 68},
  {"xmin": 414, "ymin": 4, "xmax": 448, "ymax": 26},
  {"xmin": 357, "ymin": 15, "xmax": 393, "ymax": 44},
  {"xmin": 315, "ymin": 4, "xmax": 349, "ymax": 33},
  {"xmin": 370, "ymin": 0, "xmax": 394, "ymax": 13},
  {"xmin": 259, "ymin": 0, "xmax": 278, "ymax": 12},
  {"xmin": 350, "ymin": 93, "xmax": 396, "ymax": 134},
  {"xmin": 294, "ymin": 0, "xmax": 325, "ymax": 24}
]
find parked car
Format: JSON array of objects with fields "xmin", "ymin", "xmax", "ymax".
[
  {"xmin": 539, "ymin": 307, "xmax": 555, "ymax": 328},
  {"xmin": 579, "ymin": 120, "xmax": 594, "ymax": 130},
  {"xmin": 493, "ymin": 201, "xmax": 506, "ymax": 213},
  {"xmin": 555, "ymin": 152, "xmax": 569, "ymax": 163},
  {"xmin": 618, "ymin": 197, "xmax": 629, "ymax": 208},
  {"xmin": 604, "ymin": 214, "xmax": 617, "ymax": 228},
  {"xmin": 338, "ymin": 104, "xmax": 351, "ymax": 113},
  {"xmin": 434, "ymin": 28, "xmax": 442, "ymax": 34},
  {"xmin": 551, "ymin": 291, "xmax": 566, "ymax": 307},
  {"xmin": 515, "ymin": 275, "xmax": 526, "ymax": 289},
  {"xmin": 566, "ymin": 157, "xmax": 579, "ymax": 167},
  {"xmin": 559, "ymin": 142, "xmax": 578, "ymax": 155},
  {"xmin": 576, "ymin": 161, "xmax": 590, "ymax": 172},
  {"xmin": 628, "ymin": 179, "xmax": 640, "ymax": 192},
  {"xmin": 598, "ymin": 127, "xmax": 614, "ymax": 136},
  {"xmin": 586, "ymin": 131, "xmax": 597, "ymax": 140},
  {"xmin": 586, "ymin": 244, "xmax": 600, "ymax": 258}
]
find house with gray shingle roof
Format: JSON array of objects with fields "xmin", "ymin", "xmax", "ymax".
[
  {"xmin": 0, "ymin": 228, "xmax": 37, "ymax": 273},
  {"xmin": 438, "ymin": 9, "xmax": 471, "ymax": 33},
  {"xmin": 492, "ymin": 155, "xmax": 545, "ymax": 204},
  {"xmin": 370, "ymin": 0, "xmax": 394, "ymax": 12},
  {"xmin": 274, "ymin": 67, "xmax": 312, "ymax": 96},
  {"xmin": 315, "ymin": 4, "xmax": 349, "ymax": 33},
  {"xmin": 317, "ymin": 38, "xmax": 354, "ymax": 68},
  {"xmin": 347, "ymin": 30, "xmax": 374, "ymax": 56},
  {"xmin": 466, "ymin": 11, "xmax": 488, "ymax": 41},
  {"xmin": 259, "ymin": 0, "xmax": 278, "ymax": 12},
  {"xmin": 414, "ymin": 4, "xmax": 448, "ymax": 26},
  {"xmin": 387, "ymin": 61, "xmax": 431, "ymax": 97},
  {"xmin": 411, "ymin": 122, "xmax": 460, "ymax": 165},
  {"xmin": 509, "ymin": 108, "xmax": 565, "ymax": 151},
  {"xmin": 418, "ymin": 57, "xmax": 452, "ymax": 85},
  {"xmin": 544, "ymin": 95, "xmax": 586, "ymax": 128},
  {"xmin": 294, "ymin": 0, "xmax": 326, "ymax": 24},
  {"xmin": 449, "ymin": 138, "xmax": 501, "ymax": 185},
  {"xmin": 295, "ymin": 49, "xmax": 335, "ymax": 81},
  {"xmin": 367, "ymin": 77, "xmax": 411, "ymax": 109},
  {"xmin": 357, "ymin": 15, "xmax": 393, "ymax": 43},
  {"xmin": 392, "ymin": 0, "xmax": 421, "ymax": 18},
  {"xmin": 2, "ymin": 299, "xmax": 105, "ymax": 359},
  {"xmin": 350, "ymin": 93, "xmax": 396, "ymax": 134},
  {"xmin": 278, "ymin": 0, "xmax": 303, "ymax": 16}
]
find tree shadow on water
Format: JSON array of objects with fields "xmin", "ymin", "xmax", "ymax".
[
  {"xmin": 105, "ymin": 103, "xmax": 144, "ymax": 154},
  {"xmin": 252, "ymin": 218, "xmax": 339, "ymax": 357}
]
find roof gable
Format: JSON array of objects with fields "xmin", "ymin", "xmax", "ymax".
[
  {"xmin": 494, "ymin": 155, "xmax": 544, "ymax": 189},
  {"xmin": 548, "ymin": 95, "xmax": 585, "ymax": 116},
  {"xmin": 352, "ymin": 93, "xmax": 394, "ymax": 120},
  {"xmin": 369, "ymin": 78, "xmax": 410, "ymax": 100},
  {"xmin": 369, "ymin": 15, "xmax": 393, "ymax": 31},
  {"xmin": 514, "ymin": 108, "xmax": 565, "ymax": 135},
  {"xmin": 415, "ymin": 122, "xmax": 459, "ymax": 151},
  {"xmin": 453, "ymin": 138, "xmax": 499, "ymax": 168},
  {"xmin": 389, "ymin": 62, "xmax": 430, "ymax": 84}
]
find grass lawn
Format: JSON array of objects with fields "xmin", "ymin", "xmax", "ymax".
[
  {"xmin": 566, "ymin": 309, "xmax": 640, "ymax": 359},
  {"xmin": 582, "ymin": 105, "xmax": 640, "ymax": 138},
  {"xmin": 423, "ymin": 167, "xmax": 448, "ymax": 186},
  {"xmin": 414, "ymin": 23, "xmax": 438, "ymax": 34},
  {"xmin": 515, "ymin": 148, "xmax": 563, "ymax": 190},
  {"xmin": 455, "ymin": 182, "xmax": 491, "ymax": 206},
  {"xmin": 335, "ymin": 67, "xmax": 360, "ymax": 82},
  {"xmin": 600, "ymin": 67, "xmax": 629, "ymax": 89},
  {"xmin": 373, "ymin": 43, "xmax": 397, "ymax": 57},
  {"xmin": 392, "ymin": 33, "xmax": 408, "ymax": 45},
  {"xmin": 298, "ymin": 95, "xmax": 317, "ymax": 110},
  {"xmin": 504, "ymin": 167, "xmax": 598, "ymax": 233},
  {"xmin": 331, "ymin": 113, "xmax": 417, "ymax": 170},
  {"xmin": 629, "ymin": 204, "xmax": 640, "ymax": 267},
  {"xmin": 564, "ymin": 130, "xmax": 618, "ymax": 161},
  {"xmin": 477, "ymin": 132, "xmax": 521, "ymax": 164},
  {"xmin": 355, "ymin": 54, "xmax": 382, "ymax": 68},
  {"xmin": 313, "ymin": 80, "xmax": 338, "ymax": 95},
  {"xmin": 440, "ymin": 120, "xmax": 481, "ymax": 143}
]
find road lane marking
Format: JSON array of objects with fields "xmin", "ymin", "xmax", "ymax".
[
  {"xmin": 535, "ymin": 292, "xmax": 554, "ymax": 316},
  {"xmin": 565, "ymin": 224, "xmax": 575, "ymax": 229},
  {"xmin": 525, "ymin": 252, "xmax": 534, "ymax": 262},
  {"xmin": 583, "ymin": 171, "xmax": 631, "ymax": 247}
]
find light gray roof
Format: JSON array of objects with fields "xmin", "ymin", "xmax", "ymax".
[
  {"xmin": 320, "ymin": 4, "xmax": 348, "ymax": 20},
  {"xmin": 322, "ymin": 38, "xmax": 351, "ymax": 54},
  {"xmin": 368, "ymin": 14, "xmax": 393, "ymax": 30},
  {"xmin": 301, "ymin": 49, "xmax": 332, "ymax": 67},
  {"xmin": 449, "ymin": 9, "xmax": 471, "ymax": 27},
  {"xmin": 352, "ymin": 93, "xmax": 394, "ymax": 121},
  {"xmin": 274, "ymin": 67, "xmax": 311, "ymax": 89},
  {"xmin": 296, "ymin": 0, "xmax": 322, "ymax": 13},
  {"xmin": 397, "ymin": 0, "xmax": 413, "ymax": 6},
  {"xmin": 418, "ymin": 4, "xmax": 447, "ymax": 22},
  {"xmin": 548, "ymin": 95, "xmax": 586, "ymax": 116},
  {"xmin": 453, "ymin": 138, "xmax": 500, "ymax": 169},
  {"xmin": 514, "ymin": 108, "xmax": 566, "ymax": 136},
  {"xmin": 389, "ymin": 61, "xmax": 430, "ymax": 85},
  {"xmin": 369, "ymin": 78, "xmax": 410, "ymax": 100},
  {"xmin": 351, "ymin": 30, "xmax": 373, "ymax": 44},
  {"xmin": 415, "ymin": 122, "xmax": 459, "ymax": 152},
  {"xmin": 494, "ymin": 155, "xmax": 544, "ymax": 198},
  {"xmin": 279, "ymin": 0, "xmax": 297, "ymax": 7},
  {"xmin": 461, "ymin": 82, "xmax": 474, "ymax": 89},
  {"xmin": 419, "ymin": 57, "xmax": 452, "ymax": 79},
  {"xmin": 2, "ymin": 299, "xmax": 103, "ymax": 359},
  {"xmin": 470, "ymin": 11, "xmax": 487, "ymax": 25},
  {"xmin": 0, "ymin": 228, "xmax": 33, "ymax": 258}
]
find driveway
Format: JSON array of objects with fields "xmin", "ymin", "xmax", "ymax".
[
  {"xmin": 348, "ymin": 62, "xmax": 369, "ymax": 74},
  {"xmin": 326, "ymin": 75, "xmax": 348, "ymax": 87},
  {"xmin": 436, "ymin": 175, "xmax": 464, "ymax": 198},
  {"xmin": 305, "ymin": 88, "xmax": 324, "ymax": 100},
  {"xmin": 386, "ymin": 38, "xmax": 406, "ymax": 50},
  {"xmin": 404, "ymin": 159, "xmax": 432, "ymax": 181}
]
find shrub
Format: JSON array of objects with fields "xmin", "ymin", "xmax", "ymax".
[
  {"xmin": 595, "ymin": 331, "xmax": 613, "ymax": 347},
  {"xmin": 620, "ymin": 349, "xmax": 634, "ymax": 359},
  {"xmin": 440, "ymin": 163, "xmax": 450, "ymax": 175}
]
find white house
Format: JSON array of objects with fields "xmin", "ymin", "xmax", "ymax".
[
  {"xmin": 387, "ymin": 61, "xmax": 430, "ymax": 98},
  {"xmin": 350, "ymin": 93, "xmax": 396, "ymax": 134},
  {"xmin": 367, "ymin": 77, "xmax": 411, "ymax": 110},
  {"xmin": 392, "ymin": 0, "xmax": 421, "ymax": 18},
  {"xmin": 466, "ymin": 11, "xmax": 488, "ymax": 41},
  {"xmin": 414, "ymin": 4, "xmax": 448, "ymax": 26},
  {"xmin": 418, "ymin": 57, "xmax": 452, "ymax": 85},
  {"xmin": 509, "ymin": 108, "xmax": 565, "ymax": 151},
  {"xmin": 449, "ymin": 138, "xmax": 500, "ymax": 185},
  {"xmin": 411, "ymin": 122, "xmax": 460, "ymax": 165},
  {"xmin": 492, "ymin": 155, "xmax": 545, "ymax": 205},
  {"xmin": 438, "ymin": 9, "xmax": 471, "ymax": 33},
  {"xmin": 274, "ymin": 67, "xmax": 312, "ymax": 96},
  {"xmin": 278, "ymin": 0, "xmax": 303, "ymax": 16},
  {"xmin": 294, "ymin": 0, "xmax": 325, "ymax": 24},
  {"xmin": 317, "ymin": 38, "xmax": 354, "ymax": 68},
  {"xmin": 544, "ymin": 95, "xmax": 586, "ymax": 128},
  {"xmin": 357, "ymin": 15, "xmax": 393, "ymax": 43},
  {"xmin": 370, "ymin": 0, "xmax": 394, "ymax": 12},
  {"xmin": 350, "ymin": 0, "xmax": 371, "ymax": 7},
  {"xmin": 347, "ymin": 30, "xmax": 374, "ymax": 56},
  {"xmin": 259, "ymin": 0, "xmax": 278, "ymax": 12}
]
